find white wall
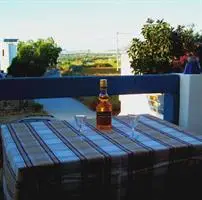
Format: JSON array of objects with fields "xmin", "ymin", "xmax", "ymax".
[
  {"xmin": 120, "ymin": 52, "xmax": 133, "ymax": 75},
  {"xmin": 9, "ymin": 44, "xmax": 17, "ymax": 65},
  {"xmin": 179, "ymin": 74, "xmax": 202, "ymax": 134},
  {"xmin": 119, "ymin": 52, "xmax": 155, "ymax": 115},
  {"xmin": 1, "ymin": 42, "xmax": 9, "ymax": 72},
  {"xmin": 0, "ymin": 40, "xmax": 18, "ymax": 72}
]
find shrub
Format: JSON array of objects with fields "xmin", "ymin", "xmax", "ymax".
[{"xmin": 32, "ymin": 102, "xmax": 43, "ymax": 112}]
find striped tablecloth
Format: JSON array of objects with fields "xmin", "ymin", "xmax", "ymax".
[{"xmin": 2, "ymin": 114, "xmax": 202, "ymax": 200}]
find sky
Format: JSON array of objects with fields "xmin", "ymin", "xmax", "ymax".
[{"xmin": 0, "ymin": 0, "xmax": 202, "ymax": 52}]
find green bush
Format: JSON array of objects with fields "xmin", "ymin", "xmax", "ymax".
[{"xmin": 32, "ymin": 102, "xmax": 43, "ymax": 112}]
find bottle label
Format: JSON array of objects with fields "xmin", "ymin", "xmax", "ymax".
[{"xmin": 96, "ymin": 112, "xmax": 112, "ymax": 126}]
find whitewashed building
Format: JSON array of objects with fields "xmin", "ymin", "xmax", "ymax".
[{"xmin": 0, "ymin": 38, "xmax": 18, "ymax": 73}]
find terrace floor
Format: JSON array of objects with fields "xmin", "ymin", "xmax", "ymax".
[{"xmin": 35, "ymin": 97, "xmax": 96, "ymax": 120}]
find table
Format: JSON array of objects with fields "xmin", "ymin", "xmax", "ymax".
[{"xmin": 1, "ymin": 114, "xmax": 202, "ymax": 200}]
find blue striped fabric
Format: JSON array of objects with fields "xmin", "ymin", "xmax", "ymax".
[{"xmin": 2, "ymin": 114, "xmax": 202, "ymax": 200}]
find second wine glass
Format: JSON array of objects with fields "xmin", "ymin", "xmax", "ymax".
[
  {"xmin": 127, "ymin": 114, "xmax": 140, "ymax": 138},
  {"xmin": 74, "ymin": 115, "xmax": 87, "ymax": 139}
]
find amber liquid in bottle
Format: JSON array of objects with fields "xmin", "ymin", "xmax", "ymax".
[{"xmin": 96, "ymin": 79, "xmax": 112, "ymax": 131}]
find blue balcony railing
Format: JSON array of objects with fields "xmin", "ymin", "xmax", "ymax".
[{"xmin": 0, "ymin": 74, "xmax": 180, "ymax": 124}]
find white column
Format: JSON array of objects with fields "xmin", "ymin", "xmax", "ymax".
[
  {"xmin": 179, "ymin": 74, "xmax": 202, "ymax": 134},
  {"xmin": 120, "ymin": 52, "xmax": 133, "ymax": 75}
]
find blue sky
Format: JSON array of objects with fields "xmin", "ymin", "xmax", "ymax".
[{"xmin": 0, "ymin": 0, "xmax": 202, "ymax": 51}]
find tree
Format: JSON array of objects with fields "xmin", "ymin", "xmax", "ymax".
[
  {"xmin": 128, "ymin": 19, "xmax": 202, "ymax": 74},
  {"xmin": 8, "ymin": 38, "xmax": 62, "ymax": 77}
]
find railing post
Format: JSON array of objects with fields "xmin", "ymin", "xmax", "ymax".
[{"xmin": 164, "ymin": 93, "xmax": 179, "ymax": 125}]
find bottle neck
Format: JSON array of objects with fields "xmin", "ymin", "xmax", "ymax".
[
  {"xmin": 100, "ymin": 87, "xmax": 108, "ymax": 94},
  {"xmin": 99, "ymin": 87, "xmax": 109, "ymax": 102}
]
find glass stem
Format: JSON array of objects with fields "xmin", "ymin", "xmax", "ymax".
[{"xmin": 132, "ymin": 127, "xmax": 135, "ymax": 138}]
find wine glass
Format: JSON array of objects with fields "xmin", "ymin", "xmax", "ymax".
[
  {"xmin": 127, "ymin": 114, "xmax": 140, "ymax": 138},
  {"xmin": 74, "ymin": 115, "xmax": 87, "ymax": 140}
]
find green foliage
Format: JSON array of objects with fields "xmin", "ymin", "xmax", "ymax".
[
  {"xmin": 8, "ymin": 38, "xmax": 62, "ymax": 77},
  {"xmin": 128, "ymin": 18, "xmax": 202, "ymax": 74},
  {"xmin": 171, "ymin": 24, "xmax": 202, "ymax": 57},
  {"xmin": 32, "ymin": 102, "xmax": 43, "ymax": 112}
]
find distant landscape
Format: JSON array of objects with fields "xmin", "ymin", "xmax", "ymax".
[{"xmin": 58, "ymin": 52, "xmax": 121, "ymax": 76}]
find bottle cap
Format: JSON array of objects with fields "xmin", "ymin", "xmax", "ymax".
[{"xmin": 100, "ymin": 79, "xmax": 107, "ymax": 88}]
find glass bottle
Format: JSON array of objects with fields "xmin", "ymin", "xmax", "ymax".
[{"xmin": 96, "ymin": 79, "xmax": 112, "ymax": 131}]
